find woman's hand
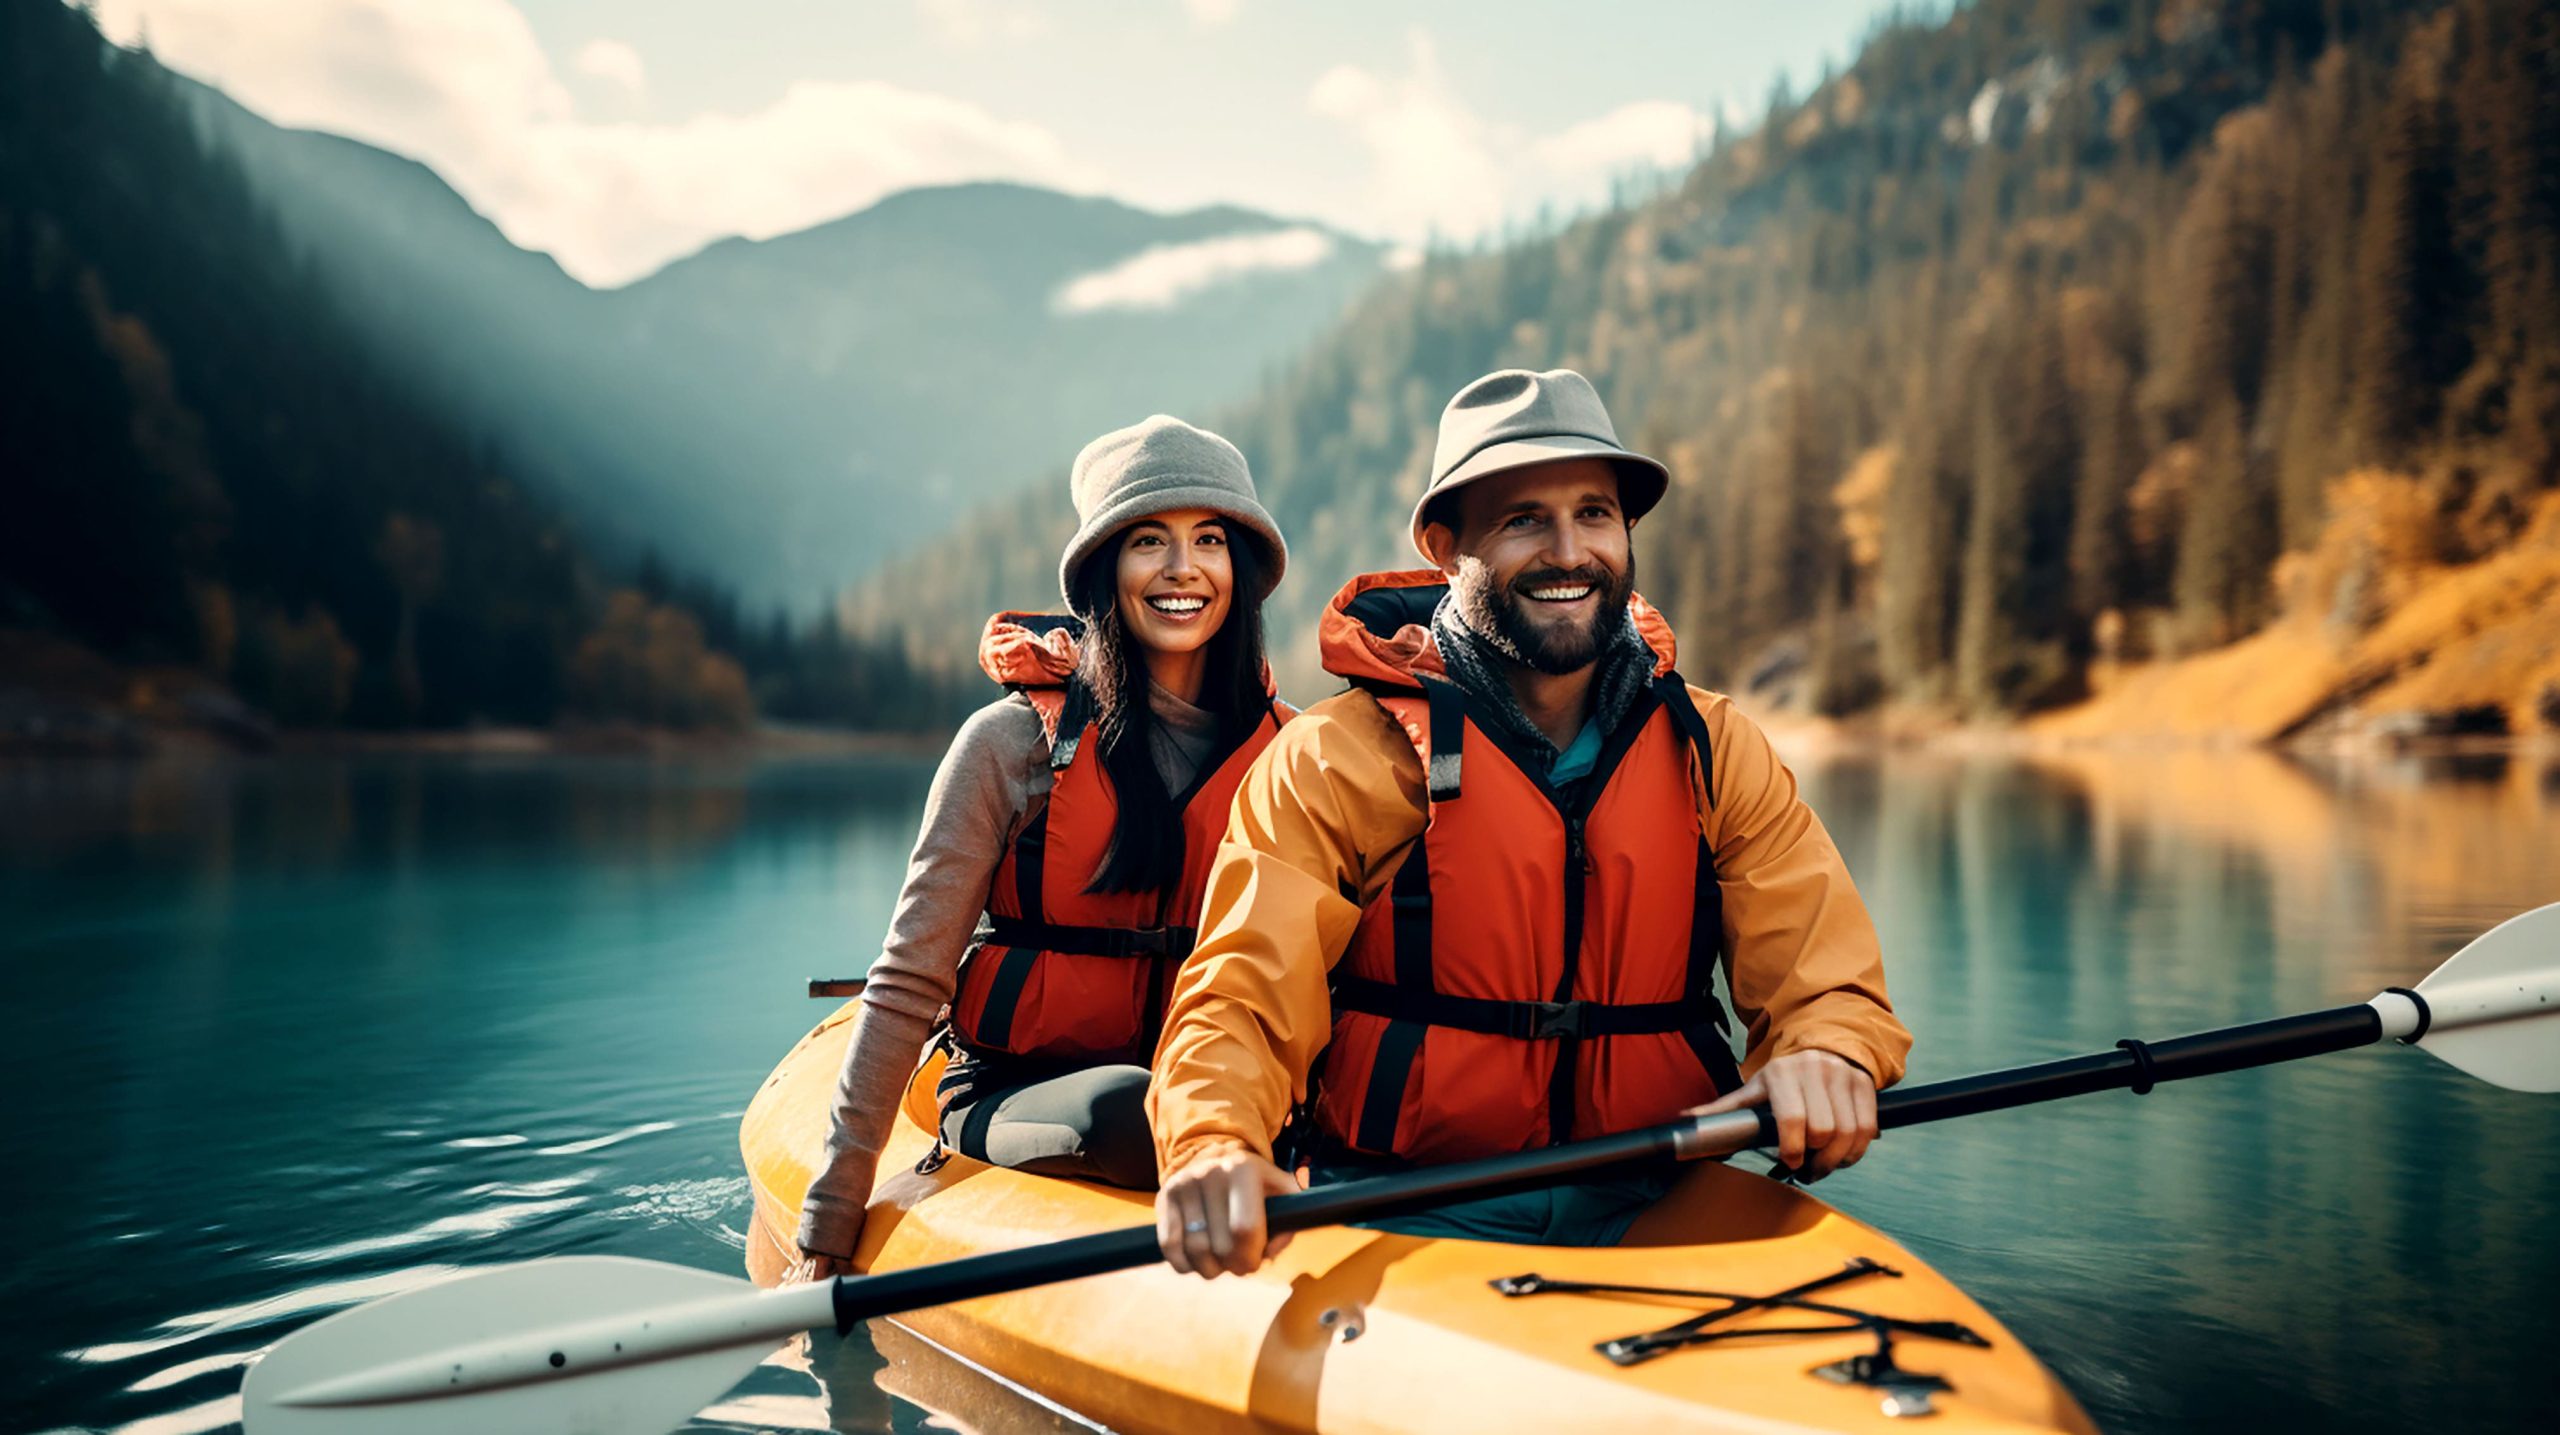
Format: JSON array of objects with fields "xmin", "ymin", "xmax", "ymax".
[
  {"xmin": 786, "ymin": 1245, "xmax": 860, "ymax": 1283},
  {"xmin": 795, "ymin": 1180, "xmax": 872, "ymax": 1280},
  {"xmin": 1155, "ymin": 1148, "xmax": 1302, "ymax": 1278}
]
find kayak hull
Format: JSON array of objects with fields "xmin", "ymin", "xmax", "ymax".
[{"xmin": 743, "ymin": 1003, "xmax": 2097, "ymax": 1434}]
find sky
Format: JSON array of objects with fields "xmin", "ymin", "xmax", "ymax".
[{"xmin": 88, "ymin": 0, "xmax": 1920, "ymax": 289}]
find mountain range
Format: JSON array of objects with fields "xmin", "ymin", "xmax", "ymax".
[
  {"xmin": 15, "ymin": 0, "xmax": 2553, "ymax": 744},
  {"xmin": 171, "ymin": 79, "xmax": 1390, "ymax": 609}
]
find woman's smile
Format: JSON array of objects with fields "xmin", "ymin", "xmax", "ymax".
[{"xmin": 1144, "ymin": 592, "xmax": 1212, "ymax": 622}]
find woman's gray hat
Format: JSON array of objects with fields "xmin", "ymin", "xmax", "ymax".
[
  {"xmin": 1410, "ymin": 368, "xmax": 1670, "ymax": 559},
  {"xmin": 1059, "ymin": 415, "xmax": 1287, "ymax": 614}
]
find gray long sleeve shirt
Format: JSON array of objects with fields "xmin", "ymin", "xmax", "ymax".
[{"xmin": 796, "ymin": 681, "xmax": 1221, "ymax": 1256}]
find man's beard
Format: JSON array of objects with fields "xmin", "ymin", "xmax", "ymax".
[{"xmin": 1453, "ymin": 550, "xmax": 1635, "ymax": 676}]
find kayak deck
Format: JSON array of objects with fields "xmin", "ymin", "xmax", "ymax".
[{"xmin": 743, "ymin": 1003, "xmax": 2096, "ymax": 1434}]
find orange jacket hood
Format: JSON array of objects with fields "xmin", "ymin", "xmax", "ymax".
[
  {"xmin": 1316, "ymin": 569, "xmax": 1681, "ymax": 692},
  {"xmin": 979, "ymin": 611, "xmax": 1082, "ymax": 689}
]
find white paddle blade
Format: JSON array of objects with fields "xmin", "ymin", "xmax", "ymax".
[
  {"xmin": 241, "ymin": 1256, "xmax": 781, "ymax": 1435},
  {"xmin": 2413, "ymin": 902, "xmax": 2560, "ymax": 1093}
]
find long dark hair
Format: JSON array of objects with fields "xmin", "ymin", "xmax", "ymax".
[{"xmin": 1066, "ymin": 527, "xmax": 1270, "ymax": 895}]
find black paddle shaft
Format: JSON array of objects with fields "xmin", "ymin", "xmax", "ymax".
[
  {"xmin": 1877, "ymin": 1001, "xmax": 2389, "ymax": 1132},
  {"xmin": 828, "ymin": 1123, "xmax": 1682, "ymax": 1333},
  {"xmin": 829, "ymin": 1000, "xmax": 2393, "ymax": 1333}
]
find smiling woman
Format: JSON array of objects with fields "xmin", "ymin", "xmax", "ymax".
[
  {"xmin": 784, "ymin": 414, "xmax": 1293, "ymax": 1285},
  {"xmin": 1071, "ymin": 508, "xmax": 1254, "ymax": 891}
]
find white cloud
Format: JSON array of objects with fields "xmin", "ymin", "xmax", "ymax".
[
  {"xmin": 1308, "ymin": 29, "xmax": 1707, "ymax": 243},
  {"xmin": 1528, "ymin": 100, "xmax": 1705, "ymax": 180},
  {"xmin": 1307, "ymin": 30, "xmax": 1507, "ymax": 240},
  {"xmin": 918, "ymin": 0, "xmax": 1052, "ymax": 47},
  {"xmin": 571, "ymin": 38, "xmax": 645, "ymax": 100},
  {"xmin": 91, "ymin": 0, "xmax": 1093, "ymax": 286},
  {"xmin": 1052, "ymin": 226, "xmax": 1335, "ymax": 314},
  {"xmin": 1181, "ymin": 0, "xmax": 1242, "ymax": 25}
]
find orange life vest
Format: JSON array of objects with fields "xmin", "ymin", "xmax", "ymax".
[
  {"xmin": 1308, "ymin": 573, "xmax": 1741, "ymax": 1164},
  {"xmin": 948, "ymin": 612, "xmax": 1283, "ymax": 1067}
]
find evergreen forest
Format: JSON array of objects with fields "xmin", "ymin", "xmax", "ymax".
[{"xmin": 1, "ymin": 0, "xmax": 962, "ymax": 736}]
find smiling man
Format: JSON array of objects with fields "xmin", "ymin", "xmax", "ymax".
[{"xmin": 1147, "ymin": 368, "xmax": 1912, "ymax": 1277}]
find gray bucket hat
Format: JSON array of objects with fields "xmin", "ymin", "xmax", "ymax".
[
  {"xmin": 1059, "ymin": 415, "xmax": 1287, "ymax": 614},
  {"xmin": 1410, "ymin": 368, "xmax": 1669, "ymax": 559}
]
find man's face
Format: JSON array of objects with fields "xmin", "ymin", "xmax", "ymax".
[{"xmin": 1424, "ymin": 458, "xmax": 1634, "ymax": 676}]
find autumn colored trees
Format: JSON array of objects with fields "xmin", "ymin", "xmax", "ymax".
[{"xmin": 853, "ymin": 0, "xmax": 2560, "ymax": 727}]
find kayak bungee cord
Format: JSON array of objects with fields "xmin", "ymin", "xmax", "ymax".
[{"xmin": 1492, "ymin": 1258, "xmax": 1992, "ymax": 1417}]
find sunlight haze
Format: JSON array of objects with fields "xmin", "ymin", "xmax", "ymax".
[{"xmin": 86, "ymin": 0, "xmax": 1907, "ymax": 285}]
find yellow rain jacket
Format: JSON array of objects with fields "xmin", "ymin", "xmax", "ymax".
[{"xmin": 1150, "ymin": 570, "xmax": 1912, "ymax": 1177}]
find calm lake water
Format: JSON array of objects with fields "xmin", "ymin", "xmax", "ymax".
[{"xmin": 4, "ymin": 744, "xmax": 2553, "ymax": 1434}]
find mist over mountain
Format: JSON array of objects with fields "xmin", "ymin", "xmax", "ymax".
[{"xmin": 170, "ymin": 83, "xmax": 1390, "ymax": 609}]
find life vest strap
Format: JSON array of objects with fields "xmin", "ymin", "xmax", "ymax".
[
  {"xmin": 1652, "ymin": 672, "xmax": 1715, "ymax": 807},
  {"xmin": 1420, "ymin": 675, "xmax": 1465, "ymax": 801},
  {"xmin": 1333, "ymin": 973, "xmax": 1721, "ymax": 1040},
  {"xmin": 980, "ymin": 914, "xmax": 1198, "ymax": 960},
  {"xmin": 1046, "ymin": 679, "xmax": 1094, "ymax": 771}
]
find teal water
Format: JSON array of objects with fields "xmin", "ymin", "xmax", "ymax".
[{"xmin": 2, "ymin": 747, "xmax": 2552, "ymax": 1433}]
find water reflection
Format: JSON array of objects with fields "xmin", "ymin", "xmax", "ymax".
[
  {"xmin": 0, "ymin": 747, "xmax": 2549, "ymax": 1435},
  {"xmin": 0, "ymin": 752, "xmax": 932, "ymax": 879},
  {"xmin": 1795, "ymin": 744, "xmax": 2557, "ymax": 1435}
]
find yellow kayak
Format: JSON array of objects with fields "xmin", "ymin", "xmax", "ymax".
[{"xmin": 742, "ymin": 1003, "xmax": 2097, "ymax": 1434}]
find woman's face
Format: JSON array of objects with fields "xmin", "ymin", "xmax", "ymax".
[{"xmin": 1115, "ymin": 508, "xmax": 1234, "ymax": 657}]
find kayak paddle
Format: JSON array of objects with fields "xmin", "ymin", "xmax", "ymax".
[{"xmin": 241, "ymin": 902, "xmax": 2557, "ymax": 1434}]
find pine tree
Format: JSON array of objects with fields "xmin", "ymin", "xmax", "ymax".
[
  {"xmin": 2172, "ymin": 395, "xmax": 2278, "ymax": 645},
  {"xmin": 2353, "ymin": 27, "xmax": 2467, "ymax": 461}
]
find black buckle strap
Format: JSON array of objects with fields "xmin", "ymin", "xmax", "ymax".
[
  {"xmin": 980, "ymin": 916, "xmax": 1197, "ymax": 959},
  {"xmin": 1524, "ymin": 1001, "xmax": 1584, "ymax": 1040},
  {"xmin": 1332, "ymin": 974, "xmax": 1707, "ymax": 1040}
]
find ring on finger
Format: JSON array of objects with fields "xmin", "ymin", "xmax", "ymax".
[{"xmin": 1183, "ymin": 1218, "xmax": 1208, "ymax": 1234}]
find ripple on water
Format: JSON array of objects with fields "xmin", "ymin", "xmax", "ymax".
[
  {"xmin": 65, "ymin": 1264, "xmax": 465, "ymax": 1365},
  {"xmin": 63, "ymin": 1267, "xmax": 477, "ymax": 1435},
  {"xmin": 265, "ymin": 1196, "xmax": 585, "ymax": 1268},
  {"xmin": 599, "ymin": 1175, "xmax": 756, "ymax": 1254},
  {"xmin": 535, "ymin": 1119, "xmax": 681, "ymax": 1155},
  {"xmin": 104, "ymin": 1392, "xmax": 241, "ymax": 1435},
  {"xmin": 464, "ymin": 1171, "xmax": 595, "ymax": 1200},
  {"xmin": 125, "ymin": 1348, "xmax": 256, "ymax": 1394}
]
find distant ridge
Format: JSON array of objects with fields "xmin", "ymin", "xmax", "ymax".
[{"xmin": 167, "ymin": 87, "xmax": 1390, "ymax": 609}]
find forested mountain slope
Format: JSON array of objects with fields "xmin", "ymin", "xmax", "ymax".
[
  {"xmin": 0, "ymin": 0, "xmax": 876, "ymax": 735},
  {"xmin": 852, "ymin": 0, "xmax": 2560, "ymax": 734},
  {"xmin": 2, "ymin": 0, "xmax": 597, "ymax": 728}
]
